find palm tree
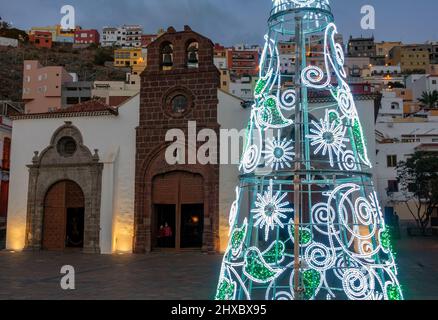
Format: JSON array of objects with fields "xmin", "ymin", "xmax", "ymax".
[{"xmin": 419, "ymin": 90, "xmax": 438, "ymax": 109}]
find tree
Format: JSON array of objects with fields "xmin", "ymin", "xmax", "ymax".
[
  {"xmin": 94, "ymin": 47, "xmax": 113, "ymax": 66},
  {"xmin": 397, "ymin": 151, "xmax": 438, "ymax": 234},
  {"xmin": 418, "ymin": 90, "xmax": 438, "ymax": 109}
]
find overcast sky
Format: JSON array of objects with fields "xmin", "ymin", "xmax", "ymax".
[{"xmin": 2, "ymin": 0, "xmax": 438, "ymax": 46}]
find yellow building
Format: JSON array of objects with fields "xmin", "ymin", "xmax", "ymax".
[
  {"xmin": 389, "ymin": 45, "xmax": 431, "ymax": 73},
  {"xmin": 114, "ymin": 48, "xmax": 146, "ymax": 74},
  {"xmin": 29, "ymin": 25, "xmax": 77, "ymax": 42},
  {"xmin": 375, "ymin": 41, "xmax": 402, "ymax": 63}
]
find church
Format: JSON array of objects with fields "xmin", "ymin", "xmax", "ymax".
[
  {"xmin": 6, "ymin": 26, "xmax": 249, "ymax": 254},
  {"xmin": 5, "ymin": 26, "xmax": 377, "ymax": 255}
]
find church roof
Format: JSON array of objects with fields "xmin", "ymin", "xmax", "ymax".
[
  {"xmin": 11, "ymin": 99, "xmax": 119, "ymax": 120},
  {"xmin": 57, "ymin": 100, "xmax": 118, "ymax": 114}
]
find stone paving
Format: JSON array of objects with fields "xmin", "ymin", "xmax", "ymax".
[{"xmin": 0, "ymin": 237, "xmax": 437, "ymax": 300}]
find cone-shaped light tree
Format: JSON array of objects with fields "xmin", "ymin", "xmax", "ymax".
[{"xmin": 215, "ymin": 0, "xmax": 403, "ymax": 300}]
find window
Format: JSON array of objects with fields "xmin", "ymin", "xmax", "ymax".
[
  {"xmin": 57, "ymin": 137, "xmax": 77, "ymax": 157},
  {"xmin": 387, "ymin": 155, "xmax": 398, "ymax": 167},
  {"xmin": 171, "ymin": 95, "xmax": 188, "ymax": 114},
  {"xmin": 26, "ymin": 64, "xmax": 31, "ymax": 70},
  {"xmin": 388, "ymin": 180, "xmax": 399, "ymax": 193},
  {"xmin": 433, "ymin": 80, "xmax": 437, "ymax": 85}
]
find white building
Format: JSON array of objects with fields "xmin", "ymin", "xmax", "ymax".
[
  {"xmin": 92, "ymin": 80, "xmax": 140, "ymax": 106},
  {"xmin": 375, "ymin": 108, "xmax": 438, "ymax": 225},
  {"xmin": 280, "ymin": 54, "xmax": 295, "ymax": 75},
  {"xmin": 102, "ymin": 25, "xmax": 143, "ymax": 48},
  {"xmin": 229, "ymin": 75, "xmax": 256, "ymax": 101},
  {"xmin": 370, "ymin": 65, "xmax": 401, "ymax": 76},
  {"xmin": 0, "ymin": 36, "xmax": 18, "ymax": 47},
  {"xmin": 345, "ymin": 56, "xmax": 371, "ymax": 78},
  {"xmin": 377, "ymin": 91, "xmax": 404, "ymax": 120},
  {"xmin": 407, "ymin": 74, "xmax": 438, "ymax": 102}
]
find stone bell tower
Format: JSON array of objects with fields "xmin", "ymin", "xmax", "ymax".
[{"xmin": 134, "ymin": 26, "xmax": 220, "ymax": 253}]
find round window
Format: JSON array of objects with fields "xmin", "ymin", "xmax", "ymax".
[
  {"xmin": 171, "ymin": 95, "xmax": 188, "ymax": 114},
  {"xmin": 57, "ymin": 137, "xmax": 77, "ymax": 157}
]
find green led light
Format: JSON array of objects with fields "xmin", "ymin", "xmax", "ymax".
[
  {"xmin": 290, "ymin": 226, "xmax": 312, "ymax": 245},
  {"xmin": 352, "ymin": 119, "xmax": 366, "ymax": 156},
  {"xmin": 244, "ymin": 249, "xmax": 278, "ymax": 283},
  {"xmin": 255, "ymin": 79, "xmax": 267, "ymax": 95},
  {"xmin": 215, "ymin": 278, "xmax": 235, "ymax": 301},
  {"xmin": 231, "ymin": 223, "xmax": 247, "ymax": 252},
  {"xmin": 387, "ymin": 284, "xmax": 402, "ymax": 301},
  {"xmin": 263, "ymin": 241, "xmax": 285, "ymax": 264},
  {"xmin": 380, "ymin": 229, "xmax": 392, "ymax": 251},
  {"xmin": 303, "ymin": 269, "xmax": 321, "ymax": 300}
]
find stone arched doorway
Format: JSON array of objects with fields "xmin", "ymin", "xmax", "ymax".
[
  {"xmin": 25, "ymin": 122, "xmax": 103, "ymax": 253},
  {"xmin": 42, "ymin": 180, "xmax": 85, "ymax": 251},
  {"xmin": 152, "ymin": 171, "xmax": 205, "ymax": 250},
  {"xmin": 134, "ymin": 144, "xmax": 219, "ymax": 254}
]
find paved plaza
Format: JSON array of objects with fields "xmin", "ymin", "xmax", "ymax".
[{"xmin": 0, "ymin": 237, "xmax": 437, "ymax": 300}]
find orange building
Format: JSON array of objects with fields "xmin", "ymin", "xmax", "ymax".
[
  {"xmin": 29, "ymin": 31, "xmax": 53, "ymax": 48},
  {"xmin": 22, "ymin": 60, "xmax": 73, "ymax": 114},
  {"xmin": 227, "ymin": 48, "xmax": 259, "ymax": 76}
]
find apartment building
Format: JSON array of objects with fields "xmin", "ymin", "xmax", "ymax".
[
  {"xmin": 344, "ymin": 56, "xmax": 371, "ymax": 78},
  {"xmin": 102, "ymin": 25, "xmax": 143, "ymax": 47},
  {"xmin": 213, "ymin": 44, "xmax": 230, "ymax": 91},
  {"xmin": 74, "ymin": 29, "xmax": 100, "ymax": 45},
  {"xmin": 92, "ymin": 80, "xmax": 139, "ymax": 106},
  {"xmin": 114, "ymin": 48, "xmax": 146, "ymax": 75},
  {"xmin": 375, "ymin": 41, "xmax": 403, "ymax": 62},
  {"xmin": 375, "ymin": 109, "xmax": 438, "ymax": 226},
  {"xmin": 61, "ymin": 81, "xmax": 93, "ymax": 108},
  {"xmin": 22, "ymin": 60, "xmax": 73, "ymax": 114},
  {"xmin": 229, "ymin": 75, "xmax": 257, "ymax": 101},
  {"xmin": 407, "ymin": 74, "xmax": 438, "ymax": 102},
  {"xmin": 389, "ymin": 45, "xmax": 432, "ymax": 73},
  {"xmin": 227, "ymin": 45, "xmax": 259, "ymax": 77},
  {"xmin": 348, "ymin": 36, "xmax": 376, "ymax": 57}
]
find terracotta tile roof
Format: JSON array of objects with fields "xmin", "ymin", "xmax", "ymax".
[
  {"xmin": 11, "ymin": 99, "xmax": 119, "ymax": 120},
  {"xmin": 57, "ymin": 99, "xmax": 118, "ymax": 114}
]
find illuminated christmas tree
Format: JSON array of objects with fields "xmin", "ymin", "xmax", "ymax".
[{"xmin": 215, "ymin": 0, "xmax": 403, "ymax": 300}]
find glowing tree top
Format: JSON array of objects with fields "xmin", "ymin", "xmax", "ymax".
[{"xmin": 271, "ymin": 0, "xmax": 333, "ymax": 33}]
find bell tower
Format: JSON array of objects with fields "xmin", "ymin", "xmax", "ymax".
[{"xmin": 134, "ymin": 26, "xmax": 220, "ymax": 253}]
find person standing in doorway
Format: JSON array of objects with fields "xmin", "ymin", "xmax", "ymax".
[{"xmin": 163, "ymin": 222, "xmax": 173, "ymax": 247}]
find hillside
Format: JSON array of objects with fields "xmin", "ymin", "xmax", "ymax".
[{"xmin": 0, "ymin": 43, "xmax": 128, "ymax": 102}]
